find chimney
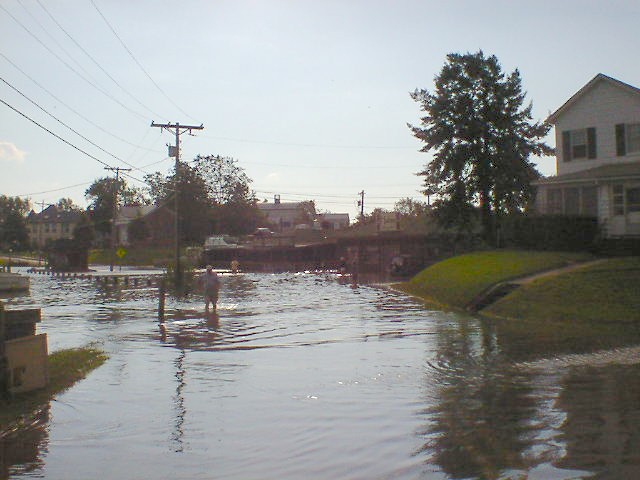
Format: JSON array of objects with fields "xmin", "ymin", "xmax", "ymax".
[{"xmin": 274, "ymin": 194, "xmax": 281, "ymax": 204}]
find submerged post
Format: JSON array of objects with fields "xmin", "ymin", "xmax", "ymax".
[
  {"xmin": 0, "ymin": 301, "xmax": 7, "ymax": 398},
  {"xmin": 158, "ymin": 280, "xmax": 166, "ymax": 322}
]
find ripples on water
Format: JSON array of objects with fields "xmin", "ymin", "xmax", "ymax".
[{"xmin": 1, "ymin": 268, "xmax": 640, "ymax": 479}]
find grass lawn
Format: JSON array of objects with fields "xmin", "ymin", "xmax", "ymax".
[
  {"xmin": 89, "ymin": 247, "xmax": 176, "ymax": 267},
  {"xmin": 397, "ymin": 249, "xmax": 594, "ymax": 309},
  {"xmin": 485, "ymin": 257, "xmax": 640, "ymax": 324},
  {"xmin": 480, "ymin": 257, "xmax": 640, "ymax": 358},
  {"xmin": 1, "ymin": 347, "xmax": 107, "ymax": 434}
]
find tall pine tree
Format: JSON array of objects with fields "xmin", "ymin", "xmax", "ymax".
[{"xmin": 409, "ymin": 51, "xmax": 553, "ymax": 243}]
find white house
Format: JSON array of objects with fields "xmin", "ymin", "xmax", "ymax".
[
  {"xmin": 534, "ymin": 73, "xmax": 640, "ymax": 237},
  {"xmin": 257, "ymin": 196, "xmax": 305, "ymax": 232},
  {"xmin": 315, "ymin": 213, "xmax": 350, "ymax": 230}
]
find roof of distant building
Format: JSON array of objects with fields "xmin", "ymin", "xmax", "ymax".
[
  {"xmin": 318, "ymin": 213, "xmax": 349, "ymax": 220},
  {"xmin": 115, "ymin": 205, "xmax": 160, "ymax": 225},
  {"xmin": 257, "ymin": 202, "xmax": 302, "ymax": 212},
  {"xmin": 27, "ymin": 205, "xmax": 82, "ymax": 223}
]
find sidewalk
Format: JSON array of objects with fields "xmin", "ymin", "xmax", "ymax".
[
  {"xmin": 0, "ymin": 255, "xmax": 41, "ymax": 267},
  {"xmin": 510, "ymin": 258, "xmax": 607, "ymax": 285},
  {"xmin": 467, "ymin": 258, "xmax": 606, "ymax": 312}
]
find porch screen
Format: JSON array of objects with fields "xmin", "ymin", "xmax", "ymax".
[{"xmin": 581, "ymin": 186, "xmax": 597, "ymax": 216}]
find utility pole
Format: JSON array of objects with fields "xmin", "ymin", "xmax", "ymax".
[
  {"xmin": 150, "ymin": 121, "xmax": 204, "ymax": 289},
  {"xmin": 357, "ymin": 190, "xmax": 365, "ymax": 221},
  {"xmin": 104, "ymin": 166, "xmax": 131, "ymax": 272}
]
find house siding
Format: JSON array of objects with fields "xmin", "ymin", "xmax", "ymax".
[{"xmin": 555, "ymin": 81, "xmax": 640, "ymax": 176}]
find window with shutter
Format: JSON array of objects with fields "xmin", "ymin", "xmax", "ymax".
[
  {"xmin": 570, "ymin": 129, "xmax": 587, "ymax": 159},
  {"xmin": 616, "ymin": 124, "xmax": 626, "ymax": 156},
  {"xmin": 587, "ymin": 127, "xmax": 596, "ymax": 158},
  {"xmin": 562, "ymin": 131, "xmax": 571, "ymax": 162},
  {"xmin": 626, "ymin": 123, "xmax": 640, "ymax": 154}
]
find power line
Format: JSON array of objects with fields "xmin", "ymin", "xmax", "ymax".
[
  {"xmin": 0, "ymin": 3, "xmax": 148, "ymax": 120},
  {"xmin": 198, "ymin": 133, "xmax": 416, "ymax": 150},
  {"xmin": 1, "ymin": 49, "xmax": 162, "ymax": 153},
  {"xmin": 253, "ymin": 189, "xmax": 416, "ymax": 200},
  {"xmin": 1, "ymin": 76, "xmax": 127, "ymax": 165},
  {"xmin": 34, "ymin": 0, "xmax": 164, "ymax": 120},
  {"xmin": 14, "ymin": 181, "xmax": 95, "ymax": 198},
  {"xmin": 0, "ymin": 75, "xmax": 158, "ymax": 177},
  {"xmin": 1, "ymin": 96, "xmax": 113, "ymax": 168},
  {"xmin": 15, "ymin": 0, "xmax": 99, "ymax": 83},
  {"xmin": 90, "ymin": 0, "xmax": 195, "ymax": 122}
]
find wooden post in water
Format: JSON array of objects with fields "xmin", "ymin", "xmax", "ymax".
[
  {"xmin": 0, "ymin": 301, "xmax": 8, "ymax": 398},
  {"xmin": 158, "ymin": 279, "xmax": 166, "ymax": 322}
]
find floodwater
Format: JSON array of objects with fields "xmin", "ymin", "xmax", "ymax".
[{"xmin": 2, "ymin": 267, "xmax": 640, "ymax": 480}]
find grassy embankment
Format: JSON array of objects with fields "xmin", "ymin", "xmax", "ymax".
[
  {"xmin": 398, "ymin": 250, "xmax": 640, "ymax": 356},
  {"xmin": 397, "ymin": 249, "xmax": 594, "ymax": 310},
  {"xmin": 1, "ymin": 347, "xmax": 107, "ymax": 434},
  {"xmin": 483, "ymin": 257, "xmax": 640, "ymax": 355}
]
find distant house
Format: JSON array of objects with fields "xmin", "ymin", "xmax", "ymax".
[
  {"xmin": 534, "ymin": 73, "xmax": 640, "ymax": 237},
  {"xmin": 258, "ymin": 196, "xmax": 351, "ymax": 233},
  {"xmin": 315, "ymin": 213, "xmax": 350, "ymax": 230},
  {"xmin": 27, "ymin": 205, "xmax": 82, "ymax": 249},
  {"xmin": 114, "ymin": 204, "xmax": 175, "ymax": 247},
  {"xmin": 257, "ymin": 196, "xmax": 305, "ymax": 232}
]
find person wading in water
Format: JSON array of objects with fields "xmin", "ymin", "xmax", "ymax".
[{"xmin": 200, "ymin": 265, "xmax": 220, "ymax": 313}]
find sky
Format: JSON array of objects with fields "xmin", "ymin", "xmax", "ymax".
[{"xmin": 2, "ymin": 0, "xmax": 640, "ymax": 221}]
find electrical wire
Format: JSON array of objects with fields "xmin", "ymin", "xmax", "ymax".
[
  {"xmin": 1, "ymin": 50, "xmax": 162, "ymax": 153},
  {"xmin": 15, "ymin": 0, "xmax": 99, "ymax": 84},
  {"xmin": 2, "ymin": 76, "xmax": 129, "ymax": 164},
  {"xmin": 34, "ymin": 0, "xmax": 164, "ymax": 120},
  {"xmin": 0, "ymin": 75, "xmax": 160, "ymax": 177},
  {"xmin": 198, "ymin": 133, "xmax": 417, "ymax": 150},
  {"xmin": 1, "ymin": 96, "xmax": 113, "ymax": 168},
  {"xmin": 14, "ymin": 181, "xmax": 94, "ymax": 198},
  {"xmin": 90, "ymin": 0, "xmax": 196, "ymax": 122},
  {"xmin": 0, "ymin": 3, "xmax": 148, "ymax": 120}
]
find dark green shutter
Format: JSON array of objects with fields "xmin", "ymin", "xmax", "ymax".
[
  {"xmin": 616, "ymin": 124, "xmax": 626, "ymax": 156},
  {"xmin": 562, "ymin": 131, "xmax": 571, "ymax": 162},
  {"xmin": 587, "ymin": 127, "xmax": 597, "ymax": 159}
]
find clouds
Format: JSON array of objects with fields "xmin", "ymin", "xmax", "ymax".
[{"xmin": 0, "ymin": 142, "xmax": 26, "ymax": 163}]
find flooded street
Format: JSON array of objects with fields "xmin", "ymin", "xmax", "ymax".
[{"xmin": 2, "ymin": 268, "xmax": 640, "ymax": 479}]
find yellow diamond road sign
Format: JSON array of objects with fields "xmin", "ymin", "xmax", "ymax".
[{"xmin": 116, "ymin": 248, "xmax": 127, "ymax": 259}]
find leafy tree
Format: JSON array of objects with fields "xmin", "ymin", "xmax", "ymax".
[
  {"xmin": 394, "ymin": 198, "xmax": 429, "ymax": 217},
  {"xmin": 128, "ymin": 216, "xmax": 150, "ymax": 244},
  {"xmin": 193, "ymin": 155, "xmax": 263, "ymax": 235},
  {"xmin": 85, "ymin": 177, "xmax": 146, "ymax": 236},
  {"xmin": 72, "ymin": 212, "xmax": 95, "ymax": 250},
  {"xmin": 408, "ymin": 51, "xmax": 553, "ymax": 243},
  {"xmin": 145, "ymin": 163, "xmax": 212, "ymax": 243},
  {"xmin": 294, "ymin": 200, "xmax": 317, "ymax": 226},
  {"xmin": 56, "ymin": 197, "xmax": 82, "ymax": 212},
  {"xmin": 193, "ymin": 155, "xmax": 254, "ymax": 204},
  {"xmin": 0, "ymin": 195, "xmax": 30, "ymax": 250}
]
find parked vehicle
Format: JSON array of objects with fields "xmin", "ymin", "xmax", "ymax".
[{"xmin": 204, "ymin": 236, "xmax": 238, "ymax": 250}]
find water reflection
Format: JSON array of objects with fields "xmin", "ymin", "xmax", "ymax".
[
  {"xmin": 555, "ymin": 364, "xmax": 640, "ymax": 480},
  {"xmin": 172, "ymin": 350, "xmax": 186, "ymax": 453},
  {"xmin": 420, "ymin": 319, "xmax": 540, "ymax": 479},
  {"xmin": 2, "ymin": 268, "xmax": 640, "ymax": 479},
  {"xmin": 0, "ymin": 406, "xmax": 49, "ymax": 479}
]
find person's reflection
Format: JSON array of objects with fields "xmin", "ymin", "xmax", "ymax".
[{"xmin": 205, "ymin": 311, "xmax": 219, "ymax": 330}]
